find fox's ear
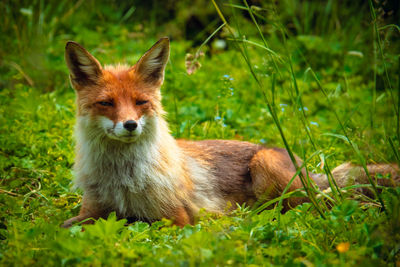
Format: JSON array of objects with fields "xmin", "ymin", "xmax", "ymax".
[
  {"xmin": 134, "ymin": 37, "xmax": 169, "ymax": 85},
  {"xmin": 65, "ymin": 41, "xmax": 102, "ymax": 88}
]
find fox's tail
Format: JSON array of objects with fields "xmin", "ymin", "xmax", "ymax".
[{"xmin": 312, "ymin": 163, "xmax": 400, "ymax": 196}]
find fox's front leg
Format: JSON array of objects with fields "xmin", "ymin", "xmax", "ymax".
[
  {"xmin": 169, "ymin": 206, "xmax": 192, "ymax": 227},
  {"xmin": 62, "ymin": 195, "xmax": 107, "ymax": 228}
]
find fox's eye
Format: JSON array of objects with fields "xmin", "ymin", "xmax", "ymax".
[
  {"xmin": 136, "ymin": 100, "xmax": 148, "ymax": 106},
  {"xmin": 97, "ymin": 101, "xmax": 113, "ymax": 107}
]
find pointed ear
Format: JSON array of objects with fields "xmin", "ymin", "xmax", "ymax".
[
  {"xmin": 134, "ymin": 37, "xmax": 170, "ymax": 85},
  {"xmin": 65, "ymin": 41, "xmax": 102, "ymax": 88}
]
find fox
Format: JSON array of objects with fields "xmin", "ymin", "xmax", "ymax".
[{"xmin": 62, "ymin": 37, "xmax": 400, "ymax": 228}]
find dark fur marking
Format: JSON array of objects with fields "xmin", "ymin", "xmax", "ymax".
[
  {"xmin": 145, "ymin": 66, "xmax": 163, "ymax": 82},
  {"xmin": 67, "ymin": 50, "xmax": 100, "ymax": 86},
  {"xmin": 141, "ymin": 46, "xmax": 167, "ymax": 83}
]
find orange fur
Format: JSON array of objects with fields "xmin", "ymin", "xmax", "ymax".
[{"xmin": 62, "ymin": 38, "xmax": 400, "ymax": 228}]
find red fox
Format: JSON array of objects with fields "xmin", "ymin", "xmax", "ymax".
[{"xmin": 62, "ymin": 37, "xmax": 399, "ymax": 227}]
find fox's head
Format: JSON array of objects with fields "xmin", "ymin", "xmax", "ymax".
[{"xmin": 65, "ymin": 38, "xmax": 169, "ymax": 143}]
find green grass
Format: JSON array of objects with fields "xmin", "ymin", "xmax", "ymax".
[{"xmin": 1, "ymin": 0, "xmax": 399, "ymax": 266}]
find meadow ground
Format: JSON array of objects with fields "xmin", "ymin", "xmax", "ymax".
[{"xmin": 0, "ymin": 1, "xmax": 399, "ymax": 266}]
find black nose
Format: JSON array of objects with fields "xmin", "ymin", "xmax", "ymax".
[{"xmin": 123, "ymin": 120, "xmax": 138, "ymax": 131}]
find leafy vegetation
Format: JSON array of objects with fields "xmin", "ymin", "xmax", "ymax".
[{"xmin": 0, "ymin": 0, "xmax": 399, "ymax": 266}]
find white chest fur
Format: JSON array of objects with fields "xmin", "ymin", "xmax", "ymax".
[{"xmin": 73, "ymin": 116, "xmax": 183, "ymax": 220}]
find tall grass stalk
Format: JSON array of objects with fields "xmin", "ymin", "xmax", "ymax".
[
  {"xmin": 241, "ymin": 0, "xmax": 342, "ymax": 203},
  {"xmin": 371, "ymin": 18, "xmax": 377, "ymax": 129},
  {"xmin": 250, "ymin": 150, "xmax": 323, "ymax": 219},
  {"xmin": 244, "ymin": 0, "xmax": 343, "ymax": 203},
  {"xmin": 241, "ymin": 1, "xmax": 281, "ymax": 78},
  {"xmin": 253, "ymin": 1, "xmax": 393, "ymax": 212},
  {"xmin": 309, "ymin": 69, "xmax": 387, "ymax": 213},
  {"xmin": 369, "ymin": 0, "xmax": 399, "ymax": 133},
  {"xmin": 398, "ymin": 58, "xmax": 400, "ymax": 144},
  {"xmin": 261, "ymin": 1, "xmax": 347, "ymax": 203},
  {"xmin": 212, "ymin": 0, "xmax": 326, "ymax": 219},
  {"xmin": 369, "ymin": 0, "xmax": 400, "ymax": 167}
]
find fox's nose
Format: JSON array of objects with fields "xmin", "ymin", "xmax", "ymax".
[{"xmin": 123, "ymin": 120, "xmax": 138, "ymax": 132}]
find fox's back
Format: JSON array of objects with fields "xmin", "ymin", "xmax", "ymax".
[{"xmin": 177, "ymin": 139, "xmax": 264, "ymax": 205}]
